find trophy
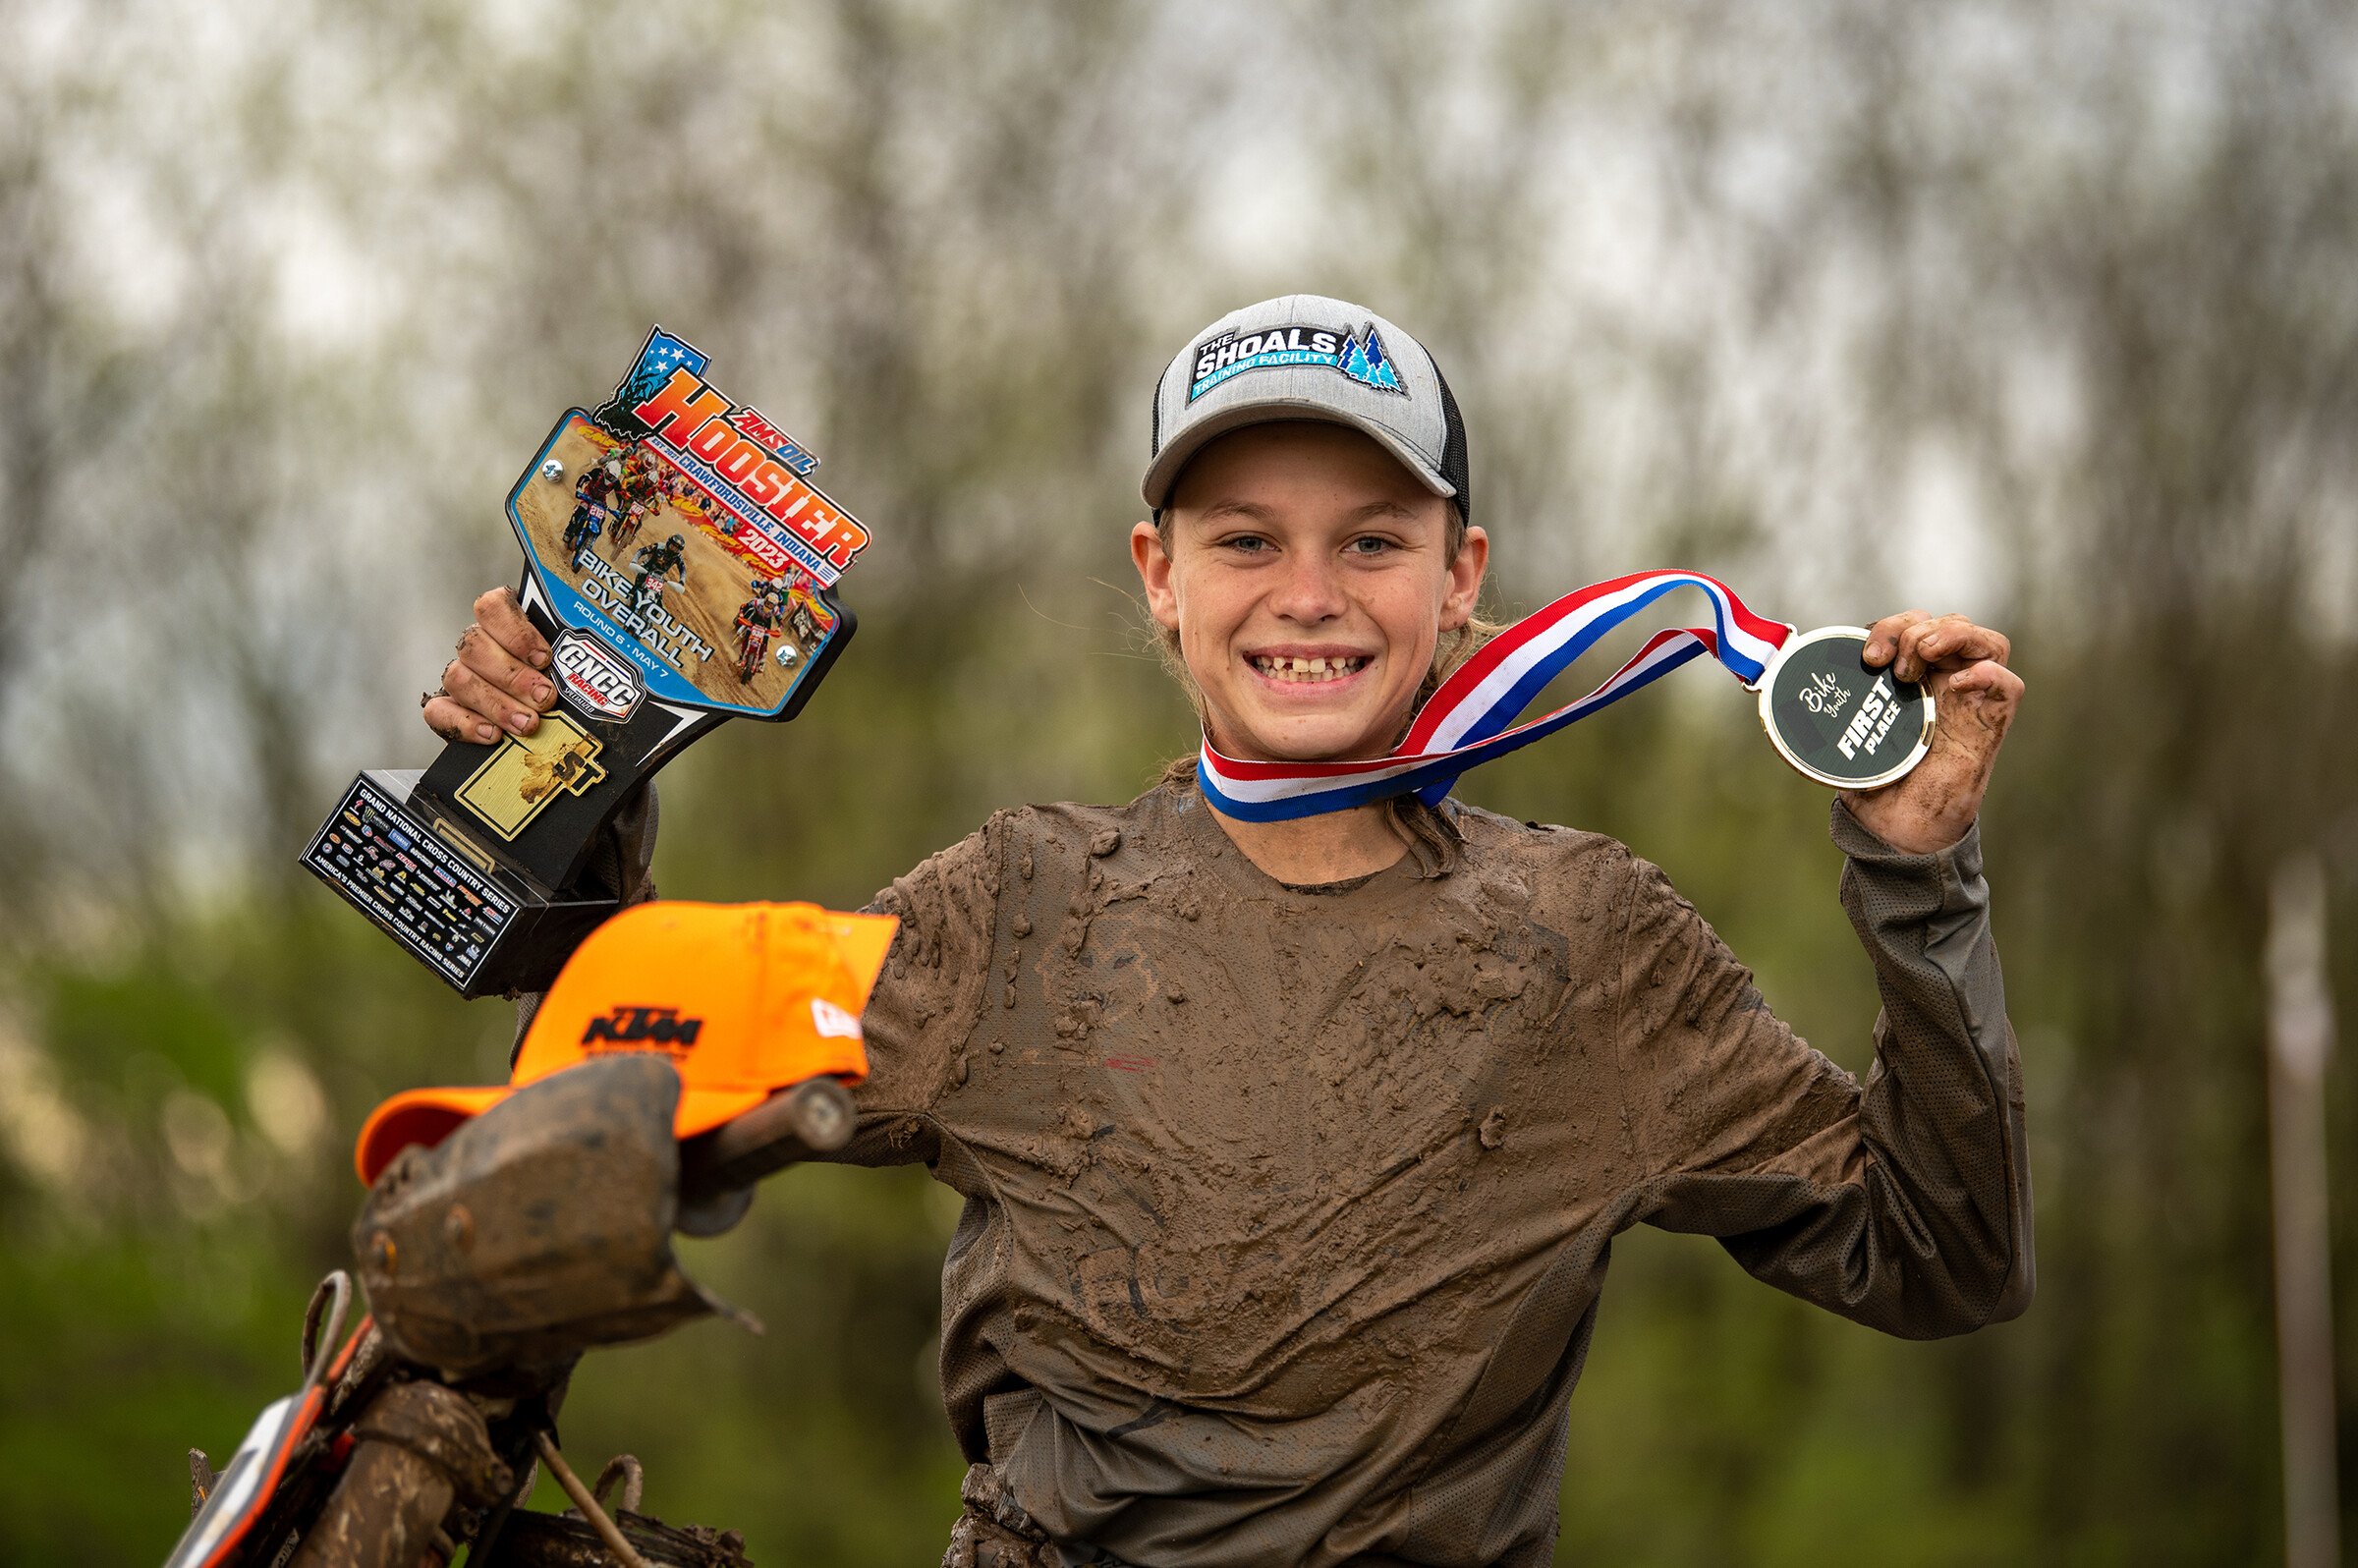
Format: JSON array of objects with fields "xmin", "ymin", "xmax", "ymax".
[{"xmin": 302, "ymin": 328, "xmax": 870, "ymax": 997}]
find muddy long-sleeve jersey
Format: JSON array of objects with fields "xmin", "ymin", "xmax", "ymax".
[{"xmin": 577, "ymin": 779, "xmax": 2031, "ymax": 1567}]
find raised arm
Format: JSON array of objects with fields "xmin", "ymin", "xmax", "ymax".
[{"xmin": 1612, "ymin": 810, "xmax": 2032, "ymax": 1336}]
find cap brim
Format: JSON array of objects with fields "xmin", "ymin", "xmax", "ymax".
[
  {"xmin": 673, "ymin": 1085, "xmax": 774, "ymax": 1142},
  {"xmin": 1142, "ymin": 398, "xmax": 1458, "ymax": 512},
  {"xmin": 354, "ymin": 1078, "xmax": 776, "ymax": 1187},
  {"xmin": 355, "ymin": 1086, "xmax": 511, "ymax": 1185}
]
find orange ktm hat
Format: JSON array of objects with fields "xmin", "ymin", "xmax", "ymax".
[{"xmin": 354, "ymin": 900, "xmax": 898, "ymax": 1185}]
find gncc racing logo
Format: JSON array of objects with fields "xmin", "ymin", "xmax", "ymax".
[
  {"xmin": 1188, "ymin": 322, "xmax": 1408, "ymax": 402},
  {"xmin": 581, "ymin": 1005, "xmax": 703, "ymax": 1053},
  {"xmin": 549, "ymin": 629, "xmax": 645, "ymax": 722}
]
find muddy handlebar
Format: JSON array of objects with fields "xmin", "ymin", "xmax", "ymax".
[{"xmin": 678, "ymin": 1075, "xmax": 855, "ymax": 1199}]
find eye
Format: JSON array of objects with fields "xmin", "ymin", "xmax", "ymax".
[
  {"xmin": 1222, "ymin": 534, "xmax": 1272, "ymax": 555},
  {"xmin": 1344, "ymin": 535, "xmax": 1393, "ymax": 557}
]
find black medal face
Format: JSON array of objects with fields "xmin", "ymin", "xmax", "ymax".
[{"xmin": 1757, "ymin": 626, "xmax": 1934, "ymax": 789}]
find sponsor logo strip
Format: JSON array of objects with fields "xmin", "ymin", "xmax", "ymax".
[{"xmin": 301, "ymin": 778, "xmax": 516, "ymax": 986}]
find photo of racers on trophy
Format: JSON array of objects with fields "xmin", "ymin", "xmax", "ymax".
[{"xmin": 513, "ymin": 417, "xmax": 841, "ymax": 712}]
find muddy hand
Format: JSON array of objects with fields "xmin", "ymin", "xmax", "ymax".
[
  {"xmin": 422, "ymin": 588, "xmax": 556, "ymax": 745},
  {"xmin": 1837, "ymin": 611, "xmax": 2024, "ymax": 854}
]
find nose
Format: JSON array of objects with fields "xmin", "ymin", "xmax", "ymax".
[{"xmin": 1267, "ymin": 548, "xmax": 1349, "ymax": 627}]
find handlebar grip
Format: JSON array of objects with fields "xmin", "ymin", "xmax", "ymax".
[{"xmin": 675, "ymin": 1078, "xmax": 856, "ymax": 1204}]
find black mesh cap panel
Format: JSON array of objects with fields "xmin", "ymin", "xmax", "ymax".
[
  {"xmin": 1149, "ymin": 369, "xmax": 1164, "ymax": 523},
  {"xmin": 1434, "ymin": 361, "xmax": 1471, "ymax": 528}
]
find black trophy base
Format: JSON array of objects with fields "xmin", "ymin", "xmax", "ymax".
[{"xmin": 301, "ymin": 769, "xmax": 620, "ymax": 999}]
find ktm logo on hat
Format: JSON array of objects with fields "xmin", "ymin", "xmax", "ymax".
[
  {"xmin": 582, "ymin": 1005, "xmax": 705, "ymax": 1052},
  {"xmin": 353, "ymin": 899, "xmax": 897, "ymax": 1186}
]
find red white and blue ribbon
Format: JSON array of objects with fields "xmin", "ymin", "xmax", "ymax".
[{"xmin": 1196, "ymin": 570, "xmax": 1794, "ymax": 821}]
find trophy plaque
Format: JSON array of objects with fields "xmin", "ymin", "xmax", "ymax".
[
  {"xmin": 1757, "ymin": 625, "xmax": 1935, "ymax": 789},
  {"xmin": 303, "ymin": 328, "xmax": 870, "ymax": 997}
]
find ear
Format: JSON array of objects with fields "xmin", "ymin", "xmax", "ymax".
[
  {"xmin": 1132, "ymin": 521, "xmax": 1181, "ymax": 632},
  {"xmin": 1439, "ymin": 525, "xmax": 1489, "ymax": 631}
]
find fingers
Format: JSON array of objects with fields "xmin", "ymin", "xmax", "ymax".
[
  {"xmin": 457, "ymin": 594, "xmax": 556, "ymax": 720},
  {"xmin": 1898, "ymin": 614, "xmax": 2009, "ymax": 681},
  {"xmin": 1926, "ymin": 659, "xmax": 2024, "ymax": 772},
  {"xmin": 1867, "ymin": 611, "xmax": 2012, "ymax": 682},
  {"xmin": 420, "ymin": 586, "xmax": 555, "ymax": 746},
  {"xmin": 475, "ymin": 587, "xmax": 551, "ymax": 671},
  {"xmin": 1938, "ymin": 660, "xmax": 2025, "ymax": 739},
  {"xmin": 1845, "ymin": 616, "xmax": 2024, "ymax": 853},
  {"xmin": 443, "ymin": 647, "xmax": 550, "ymax": 738},
  {"xmin": 454, "ymin": 622, "xmax": 550, "ymax": 704},
  {"xmin": 1941, "ymin": 659, "xmax": 2026, "ymax": 704},
  {"xmin": 423, "ymin": 694, "xmax": 496, "ymax": 746},
  {"xmin": 1862, "ymin": 611, "xmax": 1932, "ymax": 670}
]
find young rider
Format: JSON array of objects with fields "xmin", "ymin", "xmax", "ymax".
[
  {"xmin": 613, "ymin": 443, "xmax": 661, "ymax": 549},
  {"xmin": 562, "ymin": 468, "xmax": 610, "ymax": 565},
  {"xmin": 423, "ymin": 296, "xmax": 2030, "ymax": 1568},
  {"xmin": 732, "ymin": 580, "xmax": 786, "ymax": 682},
  {"xmin": 628, "ymin": 532, "xmax": 689, "ymax": 612}
]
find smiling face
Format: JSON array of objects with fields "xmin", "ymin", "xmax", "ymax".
[{"xmin": 1132, "ymin": 421, "xmax": 1488, "ymax": 764}]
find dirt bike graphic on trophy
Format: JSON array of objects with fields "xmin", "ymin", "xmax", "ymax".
[
  {"xmin": 612, "ymin": 498, "xmax": 647, "ymax": 551},
  {"xmin": 563, "ymin": 464, "xmax": 621, "ymax": 567},
  {"xmin": 605, "ymin": 460, "xmax": 643, "ymax": 550},
  {"xmin": 563, "ymin": 504, "xmax": 607, "ymax": 568},
  {"xmin": 733, "ymin": 614, "xmax": 770, "ymax": 685},
  {"xmin": 731, "ymin": 584, "xmax": 785, "ymax": 685},
  {"xmin": 630, "ymin": 533, "xmax": 689, "ymax": 614}
]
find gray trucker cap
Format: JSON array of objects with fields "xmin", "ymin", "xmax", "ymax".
[{"xmin": 1144, "ymin": 294, "xmax": 1470, "ymax": 524}]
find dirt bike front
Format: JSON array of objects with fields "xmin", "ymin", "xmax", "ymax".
[{"xmin": 166, "ymin": 1042, "xmax": 858, "ymax": 1567}]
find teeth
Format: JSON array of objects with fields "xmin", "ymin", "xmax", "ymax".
[{"xmin": 1254, "ymin": 655, "xmax": 1365, "ymax": 683}]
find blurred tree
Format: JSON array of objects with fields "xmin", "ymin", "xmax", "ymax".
[{"xmin": 0, "ymin": 0, "xmax": 2352, "ymax": 1564}]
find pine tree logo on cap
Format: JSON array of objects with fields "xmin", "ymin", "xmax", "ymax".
[
  {"xmin": 1188, "ymin": 321, "xmax": 1411, "ymax": 403},
  {"xmin": 1337, "ymin": 324, "xmax": 1405, "ymax": 394}
]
